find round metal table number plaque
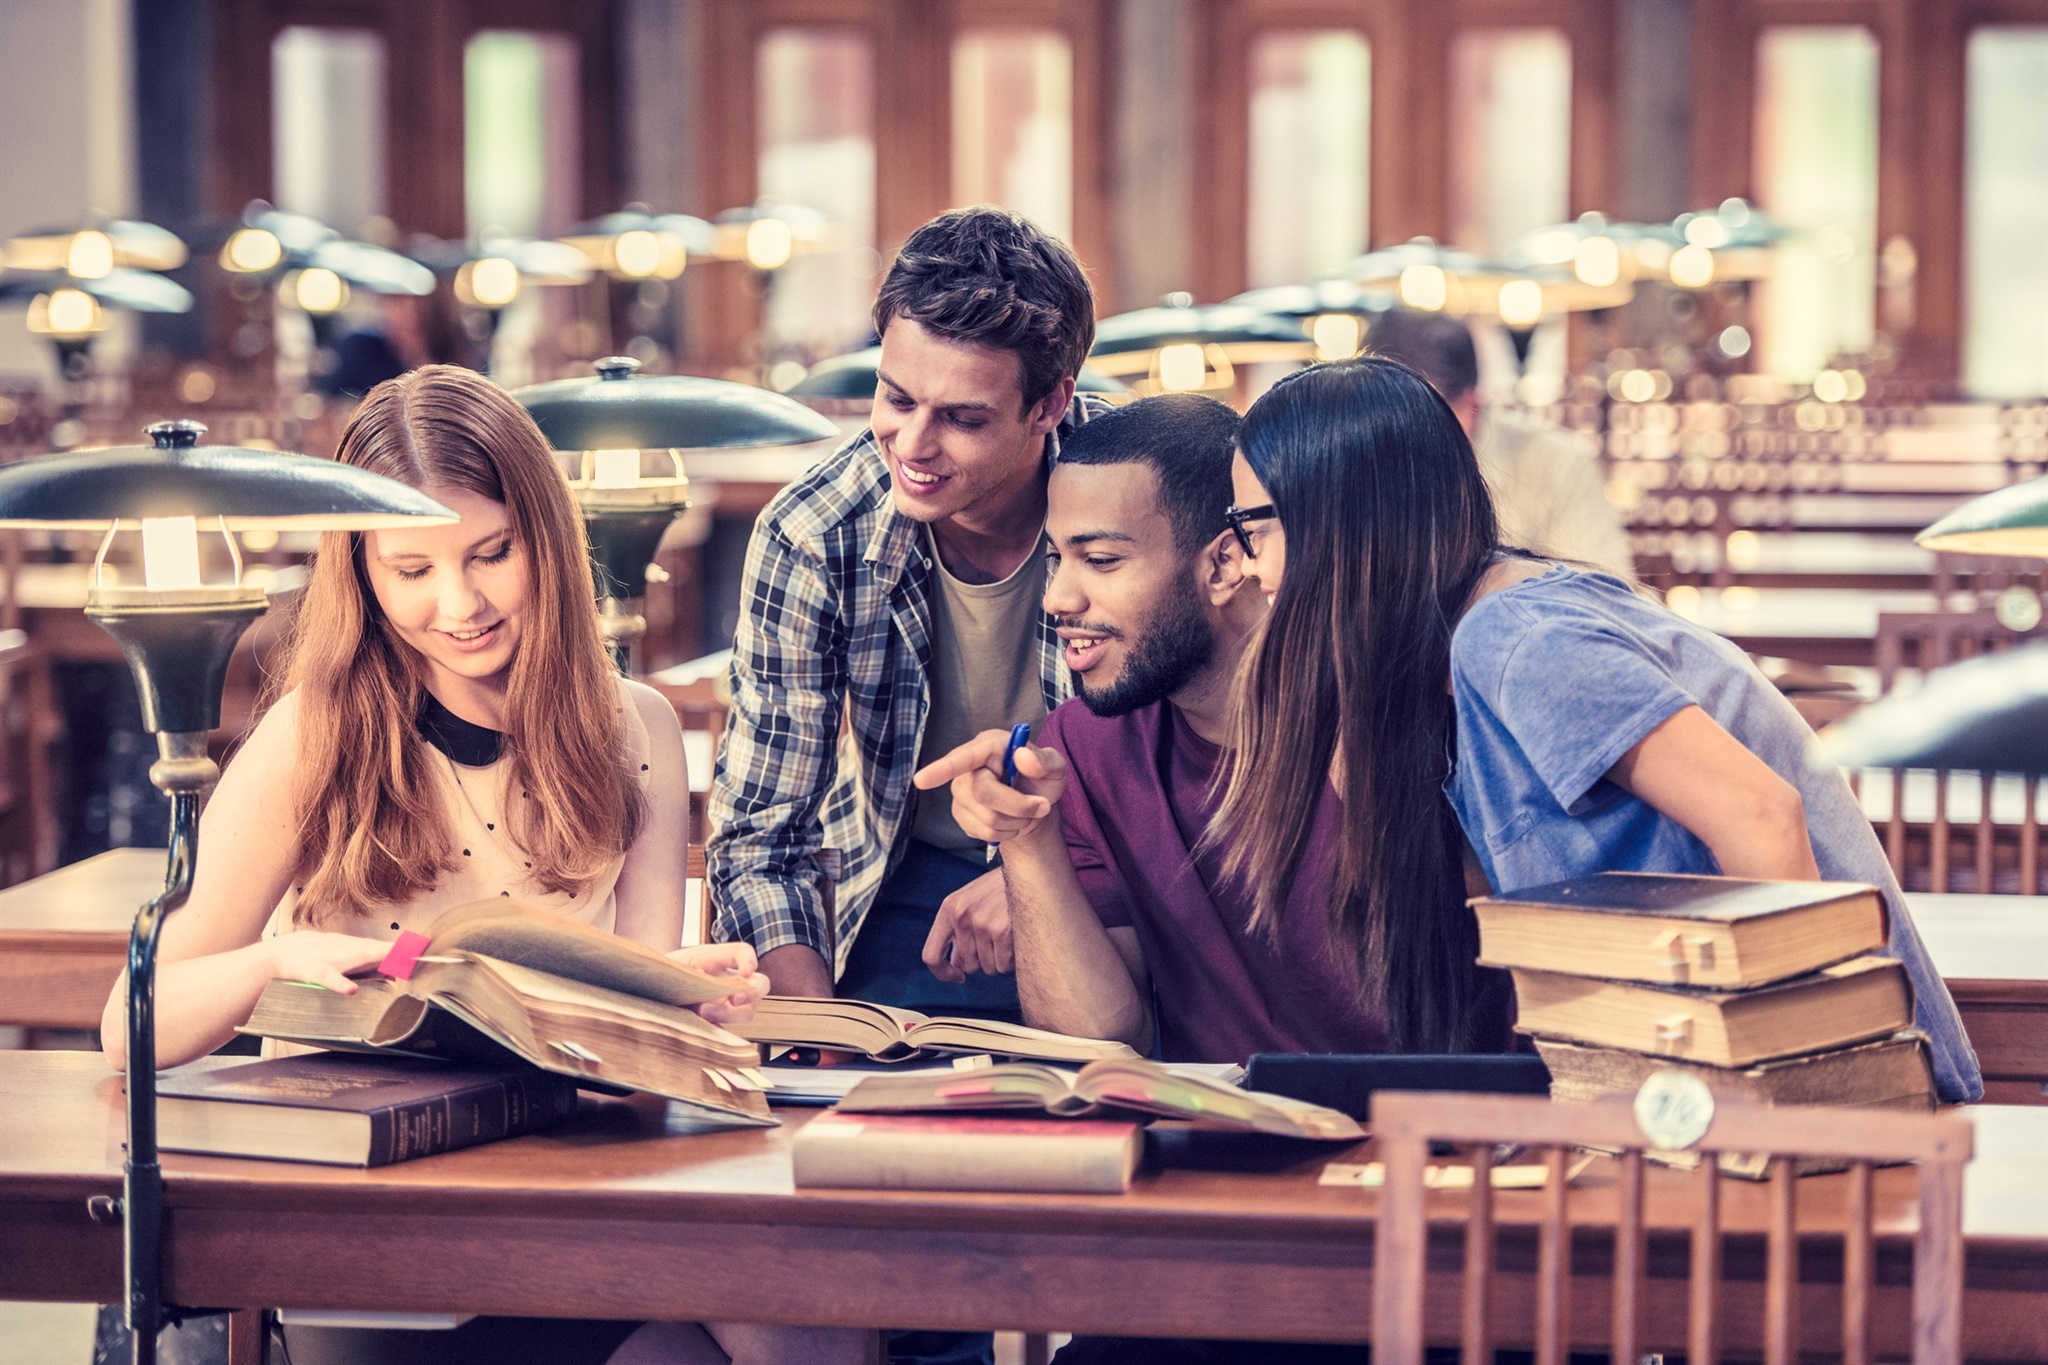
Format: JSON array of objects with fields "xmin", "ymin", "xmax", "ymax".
[{"xmin": 1633, "ymin": 1070, "xmax": 1716, "ymax": 1151}]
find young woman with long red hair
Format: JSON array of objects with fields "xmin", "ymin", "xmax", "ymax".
[{"xmin": 96, "ymin": 367, "xmax": 865, "ymax": 1364}]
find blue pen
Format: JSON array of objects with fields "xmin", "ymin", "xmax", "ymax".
[{"xmin": 986, "ymin": 722, "xmax": 1036, "ymax": 864}]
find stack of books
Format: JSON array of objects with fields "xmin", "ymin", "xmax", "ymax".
[{"xmin": 1473, "ymin": 872, "xmax": 1936, "ymax": 1173}]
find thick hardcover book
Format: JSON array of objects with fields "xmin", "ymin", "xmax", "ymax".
[
  {"xmin": 239, "ymin": 900, "xmax": 772, "ymax": 1128},
  {"xmin": 835, "ymin": 1057, "xmax": 1363, "ymax": 1140},
  {"xmin": 1473, "ymin": 872, "xmax": 1886, "ymax": 988},
  {"xmin": 1510, "ymin": 954, "xmax": 1913, "ymax": 1067},
  {"xmin": 1536, "ymin": 1031, "xmax": 1936, "ymax": 1107},
  {"xmin": 791, "ymin": 1112, "xmax": 1144, "ymax": 1194},
  {"xmin": 156, "ymin": 1053, "xmax": 578, "ymax": 1167},
  {"xmin": 730, "ymin": 996, "xmax": 1140, "ymax": 1064},
  {"xmin": 1535, "ymin": 1032, "xmax": 1936, "ymax": 1178}
]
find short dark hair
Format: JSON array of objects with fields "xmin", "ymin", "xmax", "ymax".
[
  {"xmin": 1364, "ymin": 309, "xmax": 1479, "ymax": 401},
  {"xmin": 872, "ymin": 207, "xmax": 1096, "ymax": 411},
  {"xmin": 1055, "ymin": 394, "xmax": 1242, "ymax": 554}
]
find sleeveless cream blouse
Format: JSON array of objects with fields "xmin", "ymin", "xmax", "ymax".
[{"xmin": 262, "ymin": 674, "xmax": 654, "ymax": 945}]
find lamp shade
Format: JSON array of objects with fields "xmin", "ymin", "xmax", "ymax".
[
  {"xmin": 788, "ymin": 346, "xmax": 1129, "ymax": 402},
  {"xmin": 0, "ymin": 267, "xmax": 193, "ymax": 314},
  {"xmin": 3, "ymin": 219, "xmax": 188, "ymax": 273},
  {"xmin": 1814, "ymin": 643, "xmax": 2048, "ymax": 775},
  {"xmin": 1088, "ymin": 303, "xmax": 1313, "ymax": 375},
  {"xmin": 514, "ymin": 356, "xmax": 840, "ymax": 451},
  {"xmin": 0, "ymin": 420, "xmax": 459, "ymax": 531},
  {"xmin": 1223, "ymin": 280, "xmax": 1395, "ymax": 320},
  {"xmin": 1916, "ymin": 477, "xmax": 2048, "ymax": 557}
]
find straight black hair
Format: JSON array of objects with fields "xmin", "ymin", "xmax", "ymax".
[
  {"xmin": 1208, "ymin": 357, "xmax": 1500, "ymax": 1051},
  {"xmin": 1055, "ymin": 393, "xmax": 1242, "ymax": 553}
]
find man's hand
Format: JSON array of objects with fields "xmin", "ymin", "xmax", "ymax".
[
  {"xmin": 912, "ymin": 728, "xmax": 1068, "ymax": 846},
  {"xmin": 922, "ymin": 868, "xmax": 1011, "ymax": 983}
]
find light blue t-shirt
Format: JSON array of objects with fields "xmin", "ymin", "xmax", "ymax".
[{"xmin": 1448, "ymin": 566, "xmax": 1982, "ymax": 1103}]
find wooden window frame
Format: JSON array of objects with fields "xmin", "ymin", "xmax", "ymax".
[
  {"xmin": 689, "ymin": 0, "xmax": 1112, "ymax": 369},
  {"xmin": 1194, "ymin": 0, "xmax": 1616, "ymax": 304},
  {"xmin": 210, "ymin": 0, "xmax": 620, "ymax": 240}
]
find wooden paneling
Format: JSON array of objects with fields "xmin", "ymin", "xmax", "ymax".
[{"xmin": 208, "ymin": 0, "xmax": 620, "ymax": 237}]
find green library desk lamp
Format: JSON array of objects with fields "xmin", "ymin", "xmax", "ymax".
[
  {"xmin": 0, "ymin": 419, "xmax": 455, "ymax": 1365},
  {"xmin": 513, "ymin": 356, "xmax": 838, "ymax": 669}
]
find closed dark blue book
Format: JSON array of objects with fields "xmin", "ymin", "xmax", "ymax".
[{"xmin": 155, "ymin": 1053, "xmax": 578, "ymax": 1166}]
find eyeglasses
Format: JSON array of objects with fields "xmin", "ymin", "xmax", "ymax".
[{"xmin": 1223, "ymin": 502, "xmax": 1276, "ymax": 555}]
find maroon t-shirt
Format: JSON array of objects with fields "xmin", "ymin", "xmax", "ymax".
[{"xmin": 1041, "ymin": 697, "xmax": 1398, "ymax": 1064}]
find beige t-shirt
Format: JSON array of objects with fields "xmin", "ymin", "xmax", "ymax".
[
  {"xmin": 910, "ymin": 526, "xmax": 1047, "ymax": 856},
  {"xmin": 263, "ymin": 674, "xmax": 654, "ymax": 943}
]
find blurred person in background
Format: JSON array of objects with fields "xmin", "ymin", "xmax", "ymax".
[{"xmin": 1367, "ymin": 308, "xmax": 1633, "ymax": 577}]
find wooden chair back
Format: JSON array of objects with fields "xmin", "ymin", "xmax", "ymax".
[
  {"xmin": 1866, "ymin": 603, "xmax": 2048, "ymax": 892},
  {"xmin": 1370, "ymin": 1090, "xmax": 1973, "ymax": 1365}
]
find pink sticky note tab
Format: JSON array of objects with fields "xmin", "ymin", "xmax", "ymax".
[
  {"xmin": 379, "ymin": 930, "xmax": 432, "ymax": 980},
  {"xmin": 935, "ymin": 1081, "xmax": 996, "ymax": 1098}
]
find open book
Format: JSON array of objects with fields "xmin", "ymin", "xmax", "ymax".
[
  {"xmin": 729, "ymin": 996, "xmax": 1141, "ymax": 1064},
  {"xmin": 240, "ymin": 900, "xmax": 771, "ymax": 1127},
  {"xmin": 835, "ymin": 1057, "xmax": 1365, "ymax": 1140}
]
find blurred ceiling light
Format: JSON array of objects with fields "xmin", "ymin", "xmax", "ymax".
[
  {"xmin": 744, "ymin": 218, "xmax": 795, "ymax": 272},
  {"xmin": 222, "ymin": 227, "xmax": 284, "ymax": 274},
  {"xmin": 610, "ymin": 228, "xmax": 687, "ymax": 280},
  {"xmin": 1574, "ymin": 236, "xmax": 1623, "ymax": 288},
  {"xmin": 456, "ymin": 257, "xmax": 522, "ymax": 309},
  {"xmin": 288, "ymin": 267, "xmax": 349, "ymax": 315},
  {"xmin": 1683, "ymin": 216, "xmax": 1731, "ymax": 249},
  {"xmin": 66, "ymin": 230, "xmax": 115, "ymax": 280},
  {"xmin": 1157, "ymin": 343, "xmax": 1207, "ymax": 392},
  {"xmin": 1497, "ymin": 279, "xmax": 1546, "ymax": 328},
  {"xmin": 1668, "ymin": 244, "xmax": 1716, "ymax": 289},
  {"xmin": 28, "ymin": 288, "xmax": 105, "ymax": 337},
  {"xmin": 1310, "ymin": 312, "xmax": 1364, "ymax": 362},
  {"xmin": 1399, "ymin": 264, "xmax": 1449, "ymax": 312}
]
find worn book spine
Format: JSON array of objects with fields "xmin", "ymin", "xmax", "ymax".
[
  {"xmin": 362, "ymin": 1069, "xmax": 578, "ymax": 1166},
  {"xmin": 792, "ymin": 1113, "xmax": 1142, "ymax": 1194}
]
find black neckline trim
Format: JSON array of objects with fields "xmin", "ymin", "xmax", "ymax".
[{"xmin": 417, "ymin": 691, "xmax": 504, "ymax": 767}]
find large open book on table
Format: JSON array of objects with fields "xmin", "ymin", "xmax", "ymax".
[
  {"xmin": 240, "ymin": 899, "xmax": 771, "ymax": 1127},
  {"xmin": 835, "ymin": 1057, "xmax": 1365, "ymax": 1140},
  {"xmin": 729, "ymin": 996, "xmax": 1142, "ymax": 1063}
]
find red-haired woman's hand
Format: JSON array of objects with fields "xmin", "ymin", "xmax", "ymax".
[
  {"xmin": 669, "ymin": 942, "xmax": 771, "ymax": 1025},
  {"xmin": 265, "ymin": 932, "xmax": 393, "ymax": 994}
]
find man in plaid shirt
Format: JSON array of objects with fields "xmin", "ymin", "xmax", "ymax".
[{"xmin": 708, "ymin": 207, "xmax": 1108, "ymax": 1022}]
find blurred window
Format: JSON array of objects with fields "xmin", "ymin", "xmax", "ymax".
[
  {"xmin": 272, "ymin": 27, "xmax": 386, "ymax": 234},
  {"xmin": 464, "ymin": 30, "xmax": 580, "ymax": 238},
  {"xmin": 759, "ymin": 28, "xmax": 877, "ymax": 358},
  {"xmin": 1965, "ymin": 27, "xmax": 2048, "ymax": 398},
  {"xmin": 952, "ymin": 29, "xmax": 1073, "ymax": 242},
  {"xmin": 1753, "ymin": 26, "xmax": 1878, "ymax": 380},
  {"xmin": 1449, "ymin": 29, "xmax": 1571, "ymax": 258},
  {"xmin": 1247, "ymin": 30, "xmax": 1371, "ymax": 288}
]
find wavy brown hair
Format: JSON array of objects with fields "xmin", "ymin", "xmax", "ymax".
[
  {"xmin": 275, "ymin": 364, "xmax": 642, "ymax": 926},
  {"xmin": 1208, "ymin": 357, "xmax": 1500, "ymax": 1051}
]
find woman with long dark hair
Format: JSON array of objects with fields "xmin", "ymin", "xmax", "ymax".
[{"xmin": 1215, "ymin": 357, "xmax": 1980, "ymax": 1102}]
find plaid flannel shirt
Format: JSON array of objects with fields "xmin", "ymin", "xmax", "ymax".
[{"xmin": 708, "ymin": 394, "xmax": 1109, "ymax": 973}]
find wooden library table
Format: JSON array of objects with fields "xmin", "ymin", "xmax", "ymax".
[
  {"xmin": 0, "ymin": 848, "xmax": 162, "ymax": 1032},
  {"xmin": 1909, "ymin": 895, "xmax": 2048, "ymax": 1103},
  {"xmin": 1, "ymin": 1053, "xmax": 2044, "ymax": 1357},
  {"xmin": 3, "ymin": 855, "xmax": 2046, "ymax": 1096}
]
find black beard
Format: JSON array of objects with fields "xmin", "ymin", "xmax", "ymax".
[{"xmin": 1074, "ymin": 587, "xmax": 1215, "ymax": 718}]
